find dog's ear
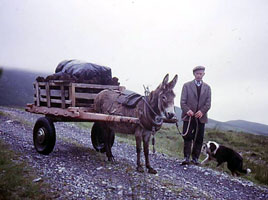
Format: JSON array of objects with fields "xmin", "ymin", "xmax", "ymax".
[
  {"xmin": 201, "ymin": 144, "xmax": 206, "ymax": 152},
  {"xmin": 209, "ymin": 143, "xmax": 217, "ymax": 153}
]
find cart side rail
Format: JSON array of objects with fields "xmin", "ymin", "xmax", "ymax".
[
  {"xmin": 33, "ymin": 81, "xmax": 125, "ymax": 110},
  {"xmin": 26, "ymin": 104, "xmax": 139, "ymax": 124}
]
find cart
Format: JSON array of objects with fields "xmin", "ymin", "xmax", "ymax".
[
  {"xmin": 25, "ymin": 80, "xmax": 140, "ymax": 155},
  {"xmin": 26, "ymin": 80, "xmax": 177, "ymax": 155}
]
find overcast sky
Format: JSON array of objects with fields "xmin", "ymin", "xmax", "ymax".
[{"xmin": 1, "ymin": 0, "xmax": 268, "ymax": 125}]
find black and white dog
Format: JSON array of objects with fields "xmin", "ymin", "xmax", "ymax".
[{"xmin": 201, "ymin": 141, "xmax": 251, "ymax": 176}]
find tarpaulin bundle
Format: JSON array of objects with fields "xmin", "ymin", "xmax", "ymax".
[{"xmin": 37, "ymin": 60, "xmax": 119, "ymax": 85}]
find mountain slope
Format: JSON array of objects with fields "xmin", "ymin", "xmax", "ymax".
[
  {"xmin": 175, "ymin": 106, "xmax": 268, "ymax": 136},
  {"xmin": 225, "ymin": 120, "xmax": 268, "ymax": 136},
  {"xmin": 0, "ymin": 68, "xmax": 48, "ymax": 106}
]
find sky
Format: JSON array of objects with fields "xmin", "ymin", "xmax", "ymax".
[{"xmin": 0, "ymin": 0, "xmax": 268, "ymax": 125}]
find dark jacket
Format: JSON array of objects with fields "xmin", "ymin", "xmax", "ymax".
[{"xmin": 180, "ymin": 80, "xmax": 211, "ymax": 123}]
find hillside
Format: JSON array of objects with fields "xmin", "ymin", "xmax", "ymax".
[
  {"xmin": 225, "ymin": 120, "xmax": 268, "ymax": 136},
  {"xmin": 0, "ymin": 68, "xmax": 48, "ymax": 106},
  {"xmin": 176, "ymin": 108, "xmax": 268, "ymax": 136}
]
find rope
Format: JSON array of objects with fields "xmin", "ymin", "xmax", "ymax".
[
  {"xmin": 152, "ymin": 126, "xmax": 156, "ymax": 154},
  {"xmin": 142, "ymin": 87, "xmax": 161, "ymax": 154},
  {"xmin": 177, "ymin": 116, "xmax": 199, "ymax": 144},
  {"xmin": 142, "ymin": 96, "xmax": 163, "ymax": 128},
  {"xmin": 180, "ymin": 116, "xmax": 192, "ymax": 137},
  {"xmin": 142, "ymin": 97, "xmax": 160, "ymax": 117}
]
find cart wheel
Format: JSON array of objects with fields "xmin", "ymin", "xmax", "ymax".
[
  {"xmin": 91, "ymin": 122, "xmax": 115, "ymax": 153},
  {"xmin": 33, "ymin": 117, "xmax": 56, "ymax": 155}
]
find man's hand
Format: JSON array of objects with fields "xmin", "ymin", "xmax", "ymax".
[
  {"xmin": 195, "ymin": 110, "xmax": 203, "ymax": 119},
  {"xmin": 187, "ymin": 110, "xmax": 194, "ymax": 117}
]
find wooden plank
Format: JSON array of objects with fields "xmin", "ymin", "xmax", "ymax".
[
  {"xmin": 25, "ymin": 104, "xmax": 140, "ymax": 124},
  {"xmin": 35, "ymin": 82, "xmax": 40, "ymax": 106},
  {"xmin": 45, "ymin": 82, "xmax": 51, "ymax": 107},
  {"xmin": 60, "ymin": 85, "xmax": 65, "ymax": 109},
  {"xmin": 75, "ymin": 93, "xmax": 98, "ymax": 100},
  {"xmin": 40, "ymin": 89, "xmax": 68, "ymax": 97},
  {"xmin": 50, "ymin": 80, "xmax": 73, "ymax": 84},
  {"xmin": 25, "ymin": 105, "xmax": 79, "ymax": 117},
  {"xmin": 36, "ymin": 97, "xmax": 72, "ymax": 104},
  {"xmin": 68, "ymin": 106, "xmax": 94, "ymax": 112},
  {"xmin": 71, "ymin": 83, "xmax": 76, "ymax": 107},
  {"xmin": 37, "ymin": 82, "xmax": 46, "ymax": 86},
  {"xmin": 72, "ymin": 83, "xmax": 120, "ymax": 90},
  {"xmin": 37, "ymin": 81, "xmax": 125, "ymax": 91},
  {"xmin": 37, "ymin": 81, "xmax": 71, "ymax": 87},
  {"xmin": 69, "ymin": 84, "xmax": 72, "ymax": 100},
  {"xmin": 79, "ymin": 112, "xmax": 140, "ymax": 124}
]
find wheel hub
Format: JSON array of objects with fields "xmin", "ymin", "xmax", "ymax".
[{"xmin": 37, "ymin": 128, "xmax": 46, "ymax": 144}]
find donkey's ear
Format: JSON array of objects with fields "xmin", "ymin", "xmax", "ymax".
[
  {"xmin": 168, "ymin": 74, "xmax": 178, "ymax": 89},
  {"xmin": 162, "ymin": 74, "xmax": 169, "ymax": 88}
]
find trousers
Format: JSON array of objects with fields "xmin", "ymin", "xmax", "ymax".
[{"xmin": 182, "ymin": 118, "xmax": 205, "ymax": 160}]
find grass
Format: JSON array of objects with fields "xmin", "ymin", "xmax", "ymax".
[
  {"xmin": 205, "ymin": 129, "xmax": 268, "ymax": 185},
  {"xmin": 0, "ymin": 110, "xmax": 33, "ymax": 127},
  {"xmin": 75, "ymin": 122, "xmax": 268, "ymax": 186},
  {"xmin": 157, "ymin": 126, "xmax": 268, "ymax": 186},
  {"xmin": 74, "ymin": 122, "xmax": 93, "ymax": 130},
  {"xmin": 0, "ymin": 140, "xmax": 55, "ymax": 199}
]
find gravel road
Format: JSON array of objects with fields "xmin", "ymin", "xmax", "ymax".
[{"xmin": 0, "ymin": 106, "xmax": 268, "ymax": 200}]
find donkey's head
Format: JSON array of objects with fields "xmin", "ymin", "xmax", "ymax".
[{"xmin": 149, "ymin": 74, "xmax": 178, "ymax": 120}]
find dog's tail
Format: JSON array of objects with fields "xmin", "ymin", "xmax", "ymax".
[{"xmin": 239, "ymin": 168, "xmax": 251, "ymax": 174}]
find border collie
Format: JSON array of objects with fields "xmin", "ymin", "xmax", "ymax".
[{"xmin": 201, "ymin": 141, "xmax": 251, "ymax": 176}]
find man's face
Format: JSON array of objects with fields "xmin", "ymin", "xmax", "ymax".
[{"xmin": 194, "ymin": 70, "xmax": 205, "ymax": 81}]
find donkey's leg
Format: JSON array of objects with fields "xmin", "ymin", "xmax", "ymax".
[
  {"xmin": 103, "ymin": 125, "xmax": 114, "ymax": 162},
  {"xmin": 143, "ymin": 131, "xmax": 157, "ymax": 174},
  {"xmin": 107, "ymin": 128, "xmax": 115, "ymax": 162},
  {"xmin": 135, "ymin": 128, "xmax": 144, "ymax": 173}
]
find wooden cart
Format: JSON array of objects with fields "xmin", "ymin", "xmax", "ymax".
[{"xmin": 26, "ymin": 80, "xmax": 140, "ymax": 155}]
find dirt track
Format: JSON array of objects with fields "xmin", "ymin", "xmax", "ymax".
[{"xmin": 0, "ymin": 106, "xmax": 268, "ymax": 200}]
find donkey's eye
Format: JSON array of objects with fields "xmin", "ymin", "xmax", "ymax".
[{"xmin": 162, "ymin": 95, "xmax": 167, "ymax": 101}]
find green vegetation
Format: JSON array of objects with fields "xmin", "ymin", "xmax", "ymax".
[
  {"xmin": 74, "ymin": 122, "xmax": 93, "ymax": 130},
  {"xmin": 0, "ymin": 110, "xmax": 33, "ymax": 127},
  {"xmin": 77, "ymin": 122, "xmax": 268, "ymax": 186},
  {"xmin": 154, "ymin": 126, "xmax": 268, "ymax": 186},
  {"xmin": 0, "ymin": 140, "xmax": 55, "ymax": 199},
  {"xmin": 206, "ymin": 129, "xmax": 268, "ymax": 185}
]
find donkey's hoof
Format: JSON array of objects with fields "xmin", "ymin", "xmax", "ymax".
[
  {"xmin": 108, "ymin": 156, "xmax": 115, "ymax": 162},
  {"xmin": 148, "ymin": 167, "xmax": 157, "ymax": 174},
  {"xmin": 136, "ymin": 166, "xmax": 144, "ymax": 173}
]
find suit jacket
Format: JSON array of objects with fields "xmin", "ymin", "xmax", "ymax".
[{"xmin": 180, "ymin": 80, "xmax": 211, "ymax": 123}]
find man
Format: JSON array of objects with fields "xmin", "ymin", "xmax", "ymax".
[{"xmin": 180, "ymin": 66, "xmax": 211, "ymax": 165}]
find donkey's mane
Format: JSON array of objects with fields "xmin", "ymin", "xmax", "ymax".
[{"xmin": 148, "ymin": 84, "xmax": 162, "ymax": 115}]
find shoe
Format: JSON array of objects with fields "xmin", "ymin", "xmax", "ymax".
[
  {"xmin": 191, "ymin": 159, "xmax": 200, "ymax": 165},
  {"xmin": 181, "ymin": 158, "xmax": 190, "ymax": 165}
]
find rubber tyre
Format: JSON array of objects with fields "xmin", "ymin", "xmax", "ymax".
[
  {"xmin": 33, "ymin": 117, "xmax": 56, "ymax": 155},
  {"xmin": 91, "ymin": 122, "xmax": 115, "ymax": 153}
]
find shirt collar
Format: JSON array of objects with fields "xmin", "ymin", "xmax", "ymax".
[{"xmin": 194, "ymin": 80, "xmax": 202, "ymax": 86}]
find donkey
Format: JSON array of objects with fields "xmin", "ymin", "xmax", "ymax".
[{"xmin": 94, "ymin": 74, "xmax": 178, "ymax": 174}]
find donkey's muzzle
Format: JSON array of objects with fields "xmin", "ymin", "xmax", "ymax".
[{"xmin": 166, "ymin": 112, "xmax": 175, "ymax": 119}]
